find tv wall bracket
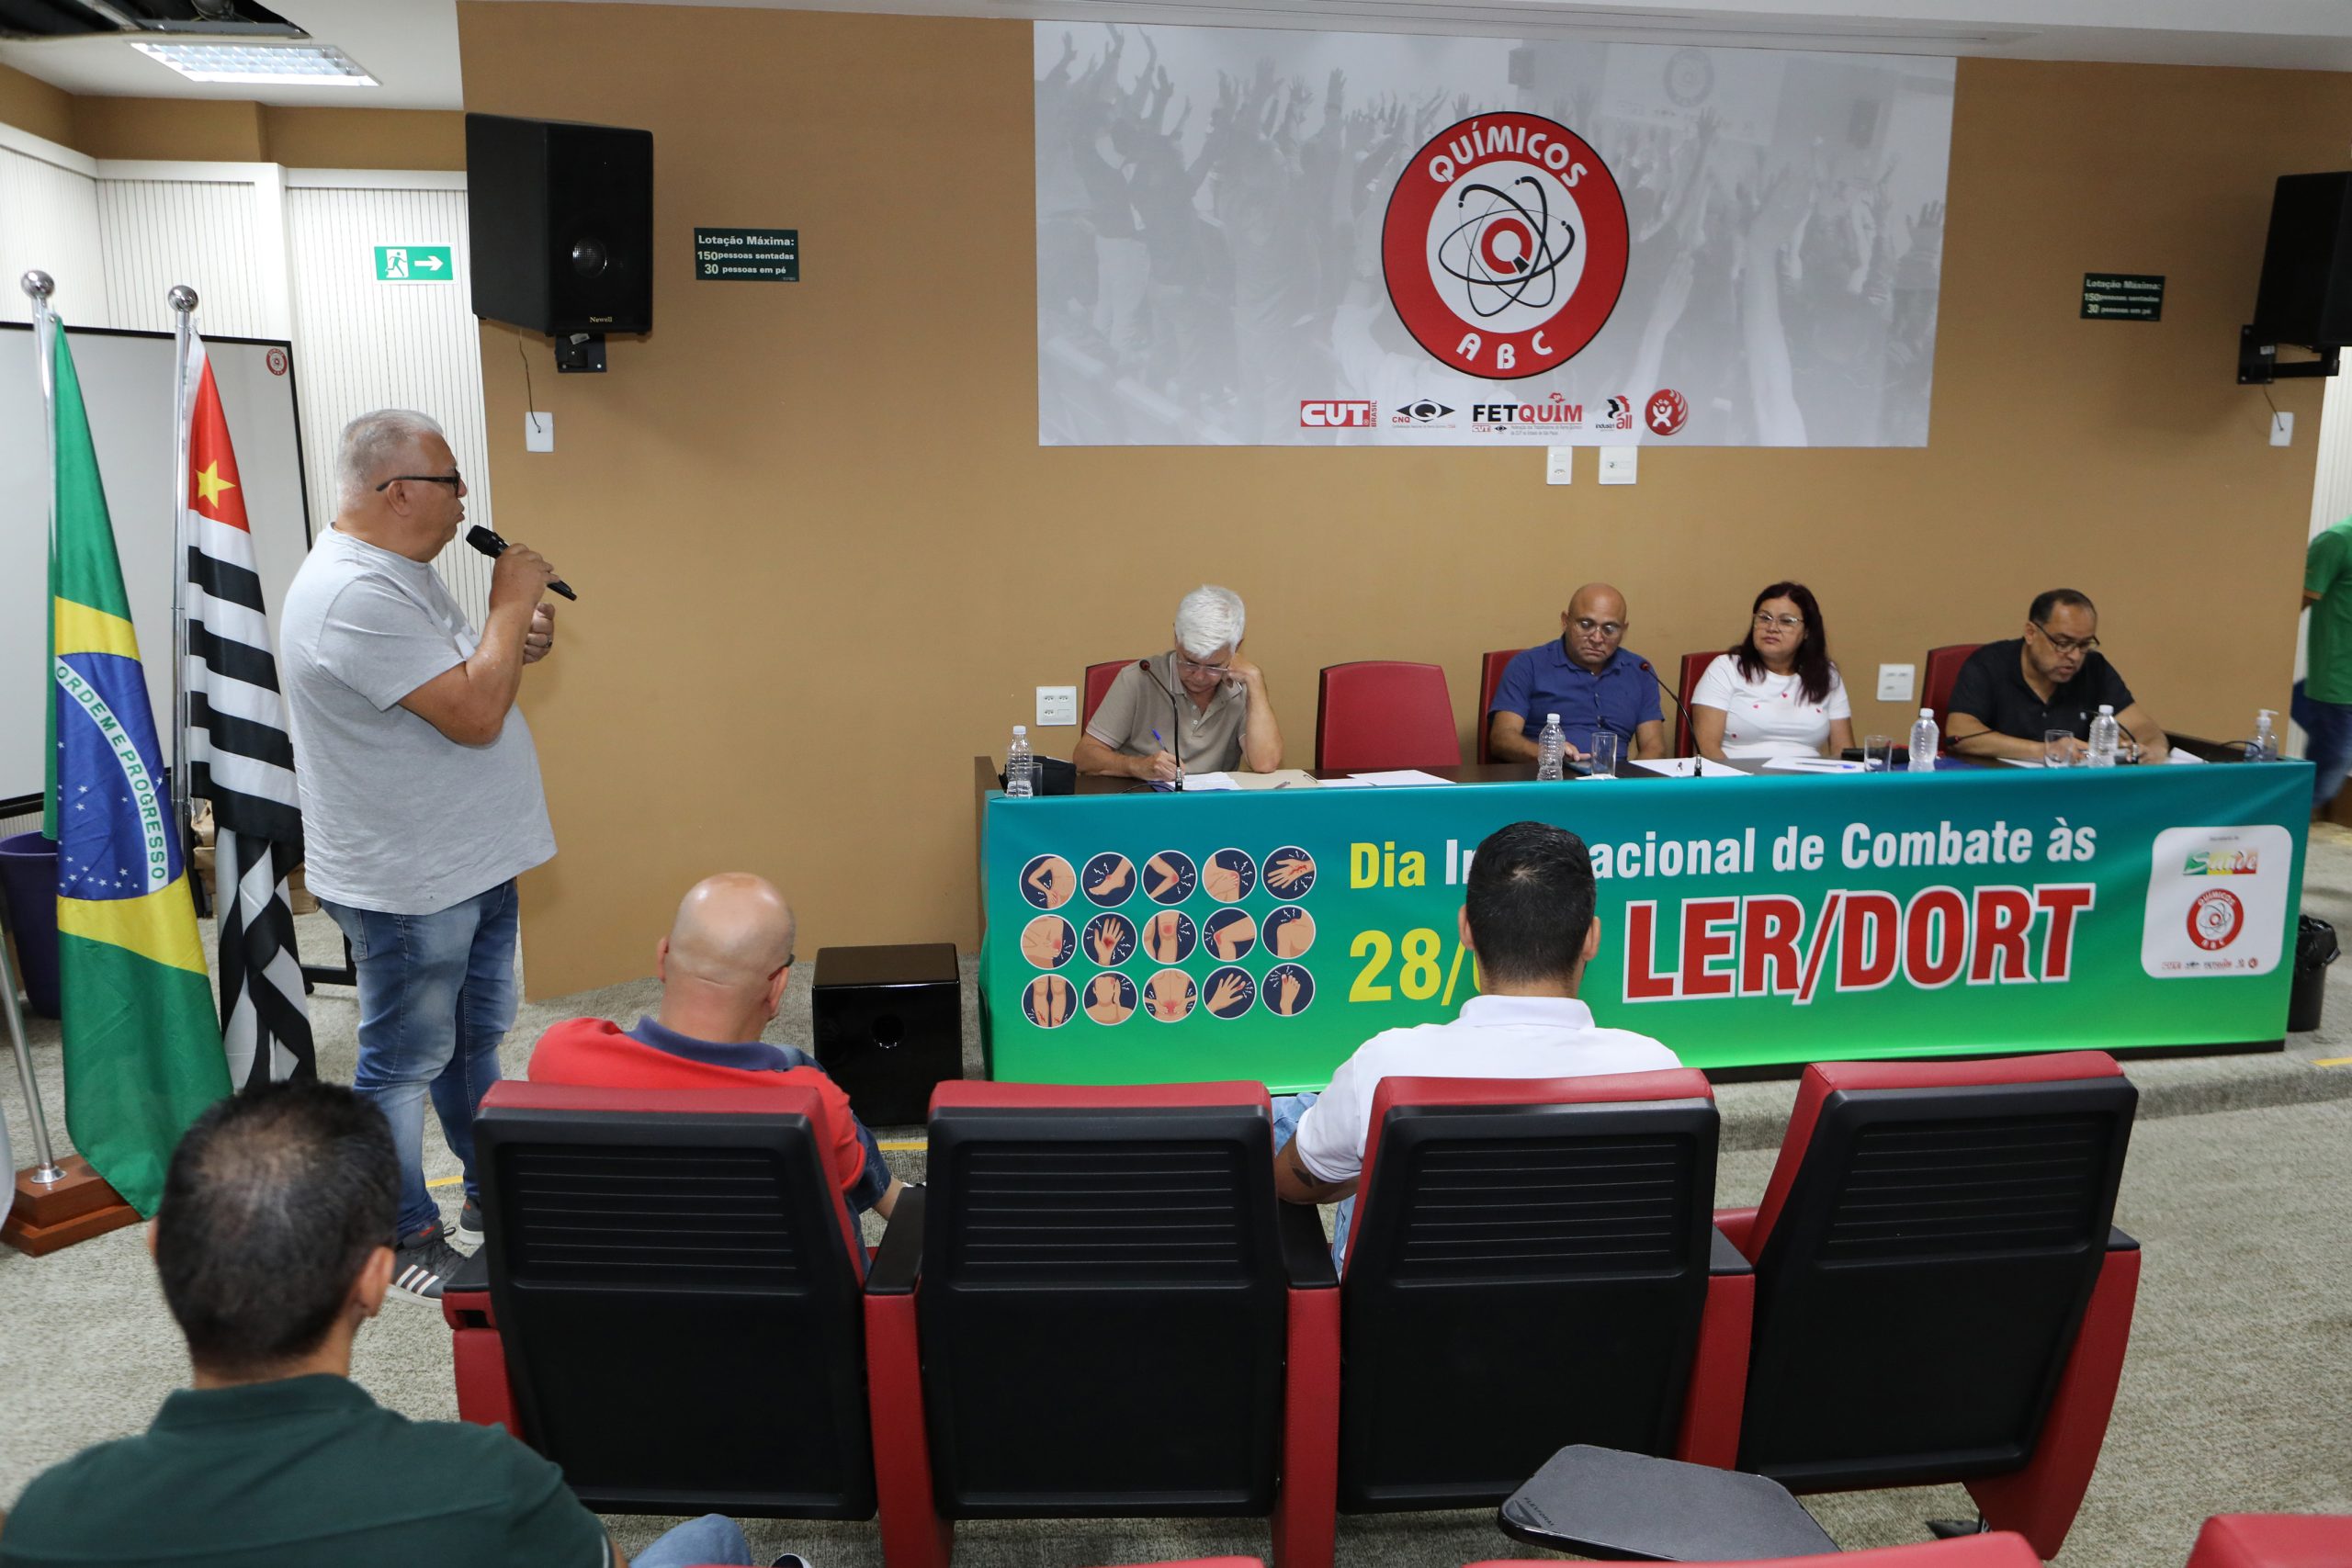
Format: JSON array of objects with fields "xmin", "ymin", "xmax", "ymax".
[{"xmin": 2240, "ymin": 325, "xmax": 2339, "ymax": 385}]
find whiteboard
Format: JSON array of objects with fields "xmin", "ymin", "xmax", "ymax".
[{"xmin": 0, "ymin": 323, "xmax": 313, "ymax": 808}]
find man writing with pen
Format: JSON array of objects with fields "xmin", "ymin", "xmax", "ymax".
[{"xmin": 1075, "ymin": 585, "xmax": 1284, "ymax": 782}]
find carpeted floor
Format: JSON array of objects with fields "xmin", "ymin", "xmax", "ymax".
[{"xmin": 5, "ymin": 832, "xmax": 2352, "ymax": 1564}]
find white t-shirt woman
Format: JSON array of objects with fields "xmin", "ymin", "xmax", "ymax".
[{"xmin": 1689, "ymin": 586, "xmax": 1857, "ymax": 761}]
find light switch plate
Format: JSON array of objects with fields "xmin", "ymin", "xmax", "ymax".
[
  {"xmin": 1877, "ymin": 663, "xmax": 1916, "ymax": 703},
  {"xmin": 1035, "ymin": 685, "xmax": 1078, "ymax": 727},
  {"xmin": 1598, "ymin": 447, "xmax": 1637, "ymax": 484},
  {"xmin": 1545, "ymin": 446, "xmax": 1574, "ymax": 485},
  {"xmin": 2272, "ymin": 412, "xmax": 2294, "ymax": 447},
  {"xmin": 524, "ymin": 412, "xmax": 554, "ymax": 453}
]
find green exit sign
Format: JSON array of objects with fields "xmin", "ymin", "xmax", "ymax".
[{"xmin": 374, "ymin": 244, "xmax": 452, "ymax": 282}]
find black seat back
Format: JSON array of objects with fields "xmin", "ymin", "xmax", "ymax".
[
  {"xmin": 1340, "ymin": 1093, "xmax": 1721, "ymax": 1509},
  {"xmin": 478, "ymin": 1090, "xmax": 874, "ymax": 1517},
  {"xmin": 1738, "ymin": 1077, "xmax": 2137, "ymax": 1489},
  {"xmin": 920, "ymin": 1093, "xmax": 1286, "ymax": 1518}
]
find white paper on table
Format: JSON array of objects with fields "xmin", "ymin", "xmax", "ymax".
[
  {"xmin": 1999, "ymin": 757, "xmax": 2045, "ymax": 768},
  {"xmin": 1178, "ymin": 772, "xmax": 1242, "ymax": 791},
  {"xmin": 1760, "ymin": 757, "xmax": 1867, "ymax": 773},
  {"xmin": 1348, "ymin": 769, "xmax": 1456, "ymax": 787},
  {"xmin": 1317, "ymin": 775, "xmax": 1376, "ymax": 788},
  {"xmin": 2164, "ymin": 750, "xmax": 2207, "ymax": 764},
  {"xmin": 1641, "ymin": 756, "xmax": 1747, "ymax": 779},
  {"xmin": 1228, "ymin": 768, "xmax": 1322, "ymax": 789}
]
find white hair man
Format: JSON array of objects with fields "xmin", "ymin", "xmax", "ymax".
[
  {"xmin": 278, "ymin": 409, "xmax": 562, "ymax": 1303},
  {"xmin": 1075, "ymin": 584, "xmax": 1283, "ymax": 781}
]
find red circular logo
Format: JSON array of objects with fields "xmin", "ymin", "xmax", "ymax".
[
  {"xmin": 1381, "ymin": 114, "xmax": 1627, "ymax": 381},
  {"xmin": 1645, "ymin": 388, "xmax": 1689, "ymax": 435},
  {"xmin": 265, "ymin": 346, "xmax": 288, "ymax": 377},
  {"xmin": 2187, "ymin": 887, "xmax": 2244, "ymax": 952}
]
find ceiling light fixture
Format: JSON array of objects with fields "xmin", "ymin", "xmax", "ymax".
[{"xmin": 130, "ymin": 41, "xmax": 378, "ymax": 87}]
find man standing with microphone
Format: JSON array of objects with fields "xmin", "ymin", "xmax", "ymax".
[{"xmin": 281, "ymin": 410, "xmax": 560, "ymax": 1303}]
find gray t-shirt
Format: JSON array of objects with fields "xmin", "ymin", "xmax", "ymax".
[{"xmin": 279, "ymin": 528, "xmax": 555, "ymax": 916}]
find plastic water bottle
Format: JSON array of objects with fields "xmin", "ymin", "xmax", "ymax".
[
  {"xmin": 1906, "ymin": 706, "xmax": 1938, "ymax": 773},
  {"xmin": 2086, "ymin": 705, "xmax": 2120, "ymax": 768},
  {"xmin": 2249, "ymin": 709, "xmax": 2279, "ymax": 762},
  {"xmin": 1536, "ymin": 714, "xmax": 1566, "ymax": 781},
  {"xmin": 1004, "ymin": 725, "xmax": 1034, "ymax": 797}
]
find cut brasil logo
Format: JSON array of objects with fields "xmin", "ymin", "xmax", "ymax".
[{"xmin": 1381, "ymin": 113, "xmax": 1629, "ymax": 381}]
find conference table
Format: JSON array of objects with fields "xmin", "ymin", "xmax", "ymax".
[{"xmin": 971, "ymin": 752, "xmax": 2311, "ymax": 1088}]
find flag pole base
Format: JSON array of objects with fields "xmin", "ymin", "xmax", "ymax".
[{"xmin": 2, "ymin": 1156, "xmax": 139, "ymax": 1256}]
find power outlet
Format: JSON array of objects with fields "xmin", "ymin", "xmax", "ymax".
[
  {"xmin": 1545, "ymin": 446, "xmax": 1574, "ymax": 485},
  {"xmin": 524, "ymin": 412, "xmax": 554, "ymax": 453},
  {"xmin": 1877, "ymin": 663, "xmax": 1916, "ymax": 703},
  {"xmin": 1598, "ymin": 447, "xmax": 1638, "ymax": 485},
  {"xmin": 2272, "ymin": 412, "xmax": 2294, "ymax": 447},
  {"xmin": 1035, "ymin": 685, "xmax": 1078, "ymax": 727}
]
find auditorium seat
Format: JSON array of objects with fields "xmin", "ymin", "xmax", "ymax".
[
  {"xmin": 1468, "ymin": 1533, "xmax": 2043, "ymax": 1568},
  {"xmin": 1923, "ymin": 643, "xmax": 1982, "ymax": 732},
  {"xmin": 1336, "ymin": 1072, "xmax": 1750, "ymax": 1513},
  {"xmin": 1081, "ymin": 660, "xmax": 1135, "ymax": 731},
  {"xmin": 1676, "ymin": 649, "xmax": 1719, "ymax": 756},
  {"xmin": 443, "ymin": 1080, "xmax": 876, "ymax": 1519},
  {"xmin": 2186, "ymin": 1514, "xmax": 2352, "ymax": 1568},
  {"xmin": 1316, "ymin": 661, "xmax": 1460, "ymax": 773},
  {"xmin": 1475, "ymin": 648, "xmax": 1521, "ymax": 762},
  {"xmin": 1717, "ymin": 1053, "xmax": 2140, "ymax": 1561},
  {"xmin": 865, "ymin": 1082, "xmax": 1339, "ymax": 1568}
]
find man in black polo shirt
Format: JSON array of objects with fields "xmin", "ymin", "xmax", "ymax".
[
  {"xmin": 1946, "ymin": 588, "xmax": 2170, "ymax": 763},
  {"xmin": 0, "ymin": 1080, "xmax": 764, "ymax": 1568}
]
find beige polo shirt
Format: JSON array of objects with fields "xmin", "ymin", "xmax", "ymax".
[{"xmin": 1086, "ymin": 652, "xmax": 1250, "ymax": 772}]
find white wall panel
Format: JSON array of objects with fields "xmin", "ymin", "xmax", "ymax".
[
  {"xmin": 0, "ymin": 143, "xmax": 107, "ymax": 329},
  {"xmin": 283, "ymin": 180, "xmax": 493, "ymax": 622},
  {"xmin": 95, "ymin": 175, "xmax": 272, "ymax": 338}
]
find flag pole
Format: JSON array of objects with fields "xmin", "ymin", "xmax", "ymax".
[
  {"xmin": 168, "ymin": 286, "xmax": 198, "ymax": 870},
  {"xmin": 9, "ymin": 268, "xmax": 66, "ymax": 1190}
]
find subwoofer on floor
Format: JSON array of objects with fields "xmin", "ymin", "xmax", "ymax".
[{"xmin": 810, "ymin": 943, "xmax": 962, "ymax": 1129}]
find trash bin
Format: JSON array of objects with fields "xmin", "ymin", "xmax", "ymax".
[
  {"xmin": 0, "ymin": 831, "xmax": 62, "ymax": 1019},
  {"xmin": 2288, "ymin": 914, "xmax": 2339, "ymax": 1033}
]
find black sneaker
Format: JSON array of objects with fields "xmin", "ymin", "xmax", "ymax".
[
  {"xmin": 390, "ymin": 1228, "xmax": 467, "ymax": 1303},
  {"xmin": 457, "ymin": 1199, "xmax": 482, "ymax": 1240}
]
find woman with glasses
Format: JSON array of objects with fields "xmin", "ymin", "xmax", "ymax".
[
  {"xmin": 1075, "ymin": 584, "xmax": 1284, "ymax": 781},
  {"xmin": 1690, "ymin": 581, "xmax": 1854, "ymax": 761}
]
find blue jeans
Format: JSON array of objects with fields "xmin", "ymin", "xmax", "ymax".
[
  {"xmin": 1272, "ymin": 1090, "xmax": 1353, "ymax": 1273},
  {"xmin": 2293, "ymin": 680, "xmax": 2352, "ymax": 809},
  {"xmin": 632, "ymin": 1513, "xmax": 753, "ymax": 1567},
  {"xmin": 322, "ymin": 882, "xmax": 519, "ymax": 1240}
]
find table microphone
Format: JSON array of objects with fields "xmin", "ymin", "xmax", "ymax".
[
  {"xmin": 1636, "ymin": 660, "xmax": 1696, "ymax": 772},
  {"xmin": 466, "ymin": 525, "xmax": 578, "ymax": 601},
  {"xmin": 1135, "ymin": 659, "xmax": 1184, "ymax": 785}
]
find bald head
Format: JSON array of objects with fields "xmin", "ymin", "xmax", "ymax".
[
  {"xmin": 664, "ymin": 874, "xmax": 796, "ymax": 992},
  {"xmin": 1562, "ymin": 582, "xmax": 1631, "ymax": 672}
]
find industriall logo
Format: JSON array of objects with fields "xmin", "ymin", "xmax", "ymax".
[{"xmin": 1380, "ymin": 112, "xmax": 1629, "ymax": 381}]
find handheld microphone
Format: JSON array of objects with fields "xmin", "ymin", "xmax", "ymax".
[
  {"xmin": 467, "ymin": 525, "xmax": 577, "ymax": 601},
  {"xmin": 1636, "ymin": 660, "xmax": 1694, "ymax": 768},
  {"xmin": 1136, "ymin": 659, "xmax": 1184, "ymax": 786}
]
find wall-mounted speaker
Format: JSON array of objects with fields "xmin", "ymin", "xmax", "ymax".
[
  {"xmin": 2251, "ymin": 172, "xmax": 2352, "ymax": 350},
  {"xmin": 465, "ymin": 113, "xmax": 653, "ymax": 339}
]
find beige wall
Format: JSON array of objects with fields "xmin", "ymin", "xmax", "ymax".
[
  {"xmin": 0, "ymin": 62, "xmax": 74, "ymax": 148},
  {"xmin": 447, "ymin": 6, "xmax": 2343, "ymax": 995},
  {"xmin": 0, "ymin": 78, "xmax": 461, "ymax": 167}
]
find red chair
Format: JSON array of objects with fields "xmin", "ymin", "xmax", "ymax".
[
  {"xmin": 2187, "ymin": 1516, "xmax": 2352, "ymax": 1568},
  {"xmin": 1716, "ymin": 1053, "xmax": 2141, "ymax": 1561},
  {"xmin": 1923, "ymin": 643, "xmax": 1982, "ymax": 733},
  {"xmin": 865, "ymin": 1082, "xmax": 1338, "ymax": 1568},
  {"xmin": 1675, "ymin": 649, "xmax": 1720, "ymax": 756},
  {"xmin": 1316, "ymin": 661, "xmax": 1460, "ymax": 773},
  {"xmin": 1081, "ymin": 660, "xmax": 1136, "ymax": 731},
  {"xmin": 443, "ymin": 1080, "xmax": 876, "ymax": 1519},
  {"xmin": 1336, "ymin": 1072, "xmax": 1751, "ymax": 1513},
  {"xmin": 1475, "ymin": 648, "xmax": 1522, "ymax": 763},
  {"xmin": 1469, "ymin": 1535, "xmax": 2042, "ymax": 1568}
]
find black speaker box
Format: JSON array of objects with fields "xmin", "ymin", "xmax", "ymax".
[
  {"xmin": 465, "ymin": 112, "xmax": 653, "ymax": 336},
  {"xmin": 810, "ymin": 943, "xmax": 963, "ymax": 1128},
  {"xmin": 2251, "ymin": 172, "xmax": 2352, "ymax": 348}
]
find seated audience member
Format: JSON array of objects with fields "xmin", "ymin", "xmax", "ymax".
[
  {"xmin": 1487, "ymin": 582, "xmax": 1668, "ymax": 763},
  {"xmin": 0, "ymin": 1079, "xmax": 759, "ymax": 1568},
  {"xmin": 530, "ymin": 874, "xmax": 902, "ymax": 1218},
  {"xmin": 1272, "ymin": 821, "xmax": 1679, "ymax": 1265},
  {"xmin": 1946, "ymin": 589, "xmax": 2169, "ymax": 763},
  {"xmin": 1076, "ymin": 583, "xmax": 1283, "ymax": 781},
  {"xmin": 1690, "ymin": 581, "xmax": 1855, "ymax": 761}
]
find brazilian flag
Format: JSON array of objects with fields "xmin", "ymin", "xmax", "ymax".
[{"xmin": 44, "ymin": 325, "xmax": 228, "ymax": 1215}]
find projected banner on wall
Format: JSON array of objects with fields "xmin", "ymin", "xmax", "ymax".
[{"xmin": 1035, "ymin": 23, "xmax": 1954, "ymax": 447}]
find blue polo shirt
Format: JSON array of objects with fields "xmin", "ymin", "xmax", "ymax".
[{"xmin": 1490, "ymin": 642, "xmax": 1663, "ymax": 745}]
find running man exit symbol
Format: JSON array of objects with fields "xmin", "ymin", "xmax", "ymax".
[{"xmin": 375, "ymin": 245, "xmax": 452, "ymax": 282}]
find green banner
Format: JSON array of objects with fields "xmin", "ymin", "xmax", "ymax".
[{"xmin": 979, "ymin": 764, "xmax": 2310, "ymax": 1088}]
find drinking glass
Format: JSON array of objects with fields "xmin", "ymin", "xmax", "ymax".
[
  {"xmin": 2045, "ymin": 728, "xmax": 2076, "ymax": 768},
  {"xmin": 1862, "ymin": 735, "xmax": 1893, "ymax": 773},
  {"xmin": 1589, "ymin": 729, "xmax": 1621, "ymax": 778}
]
